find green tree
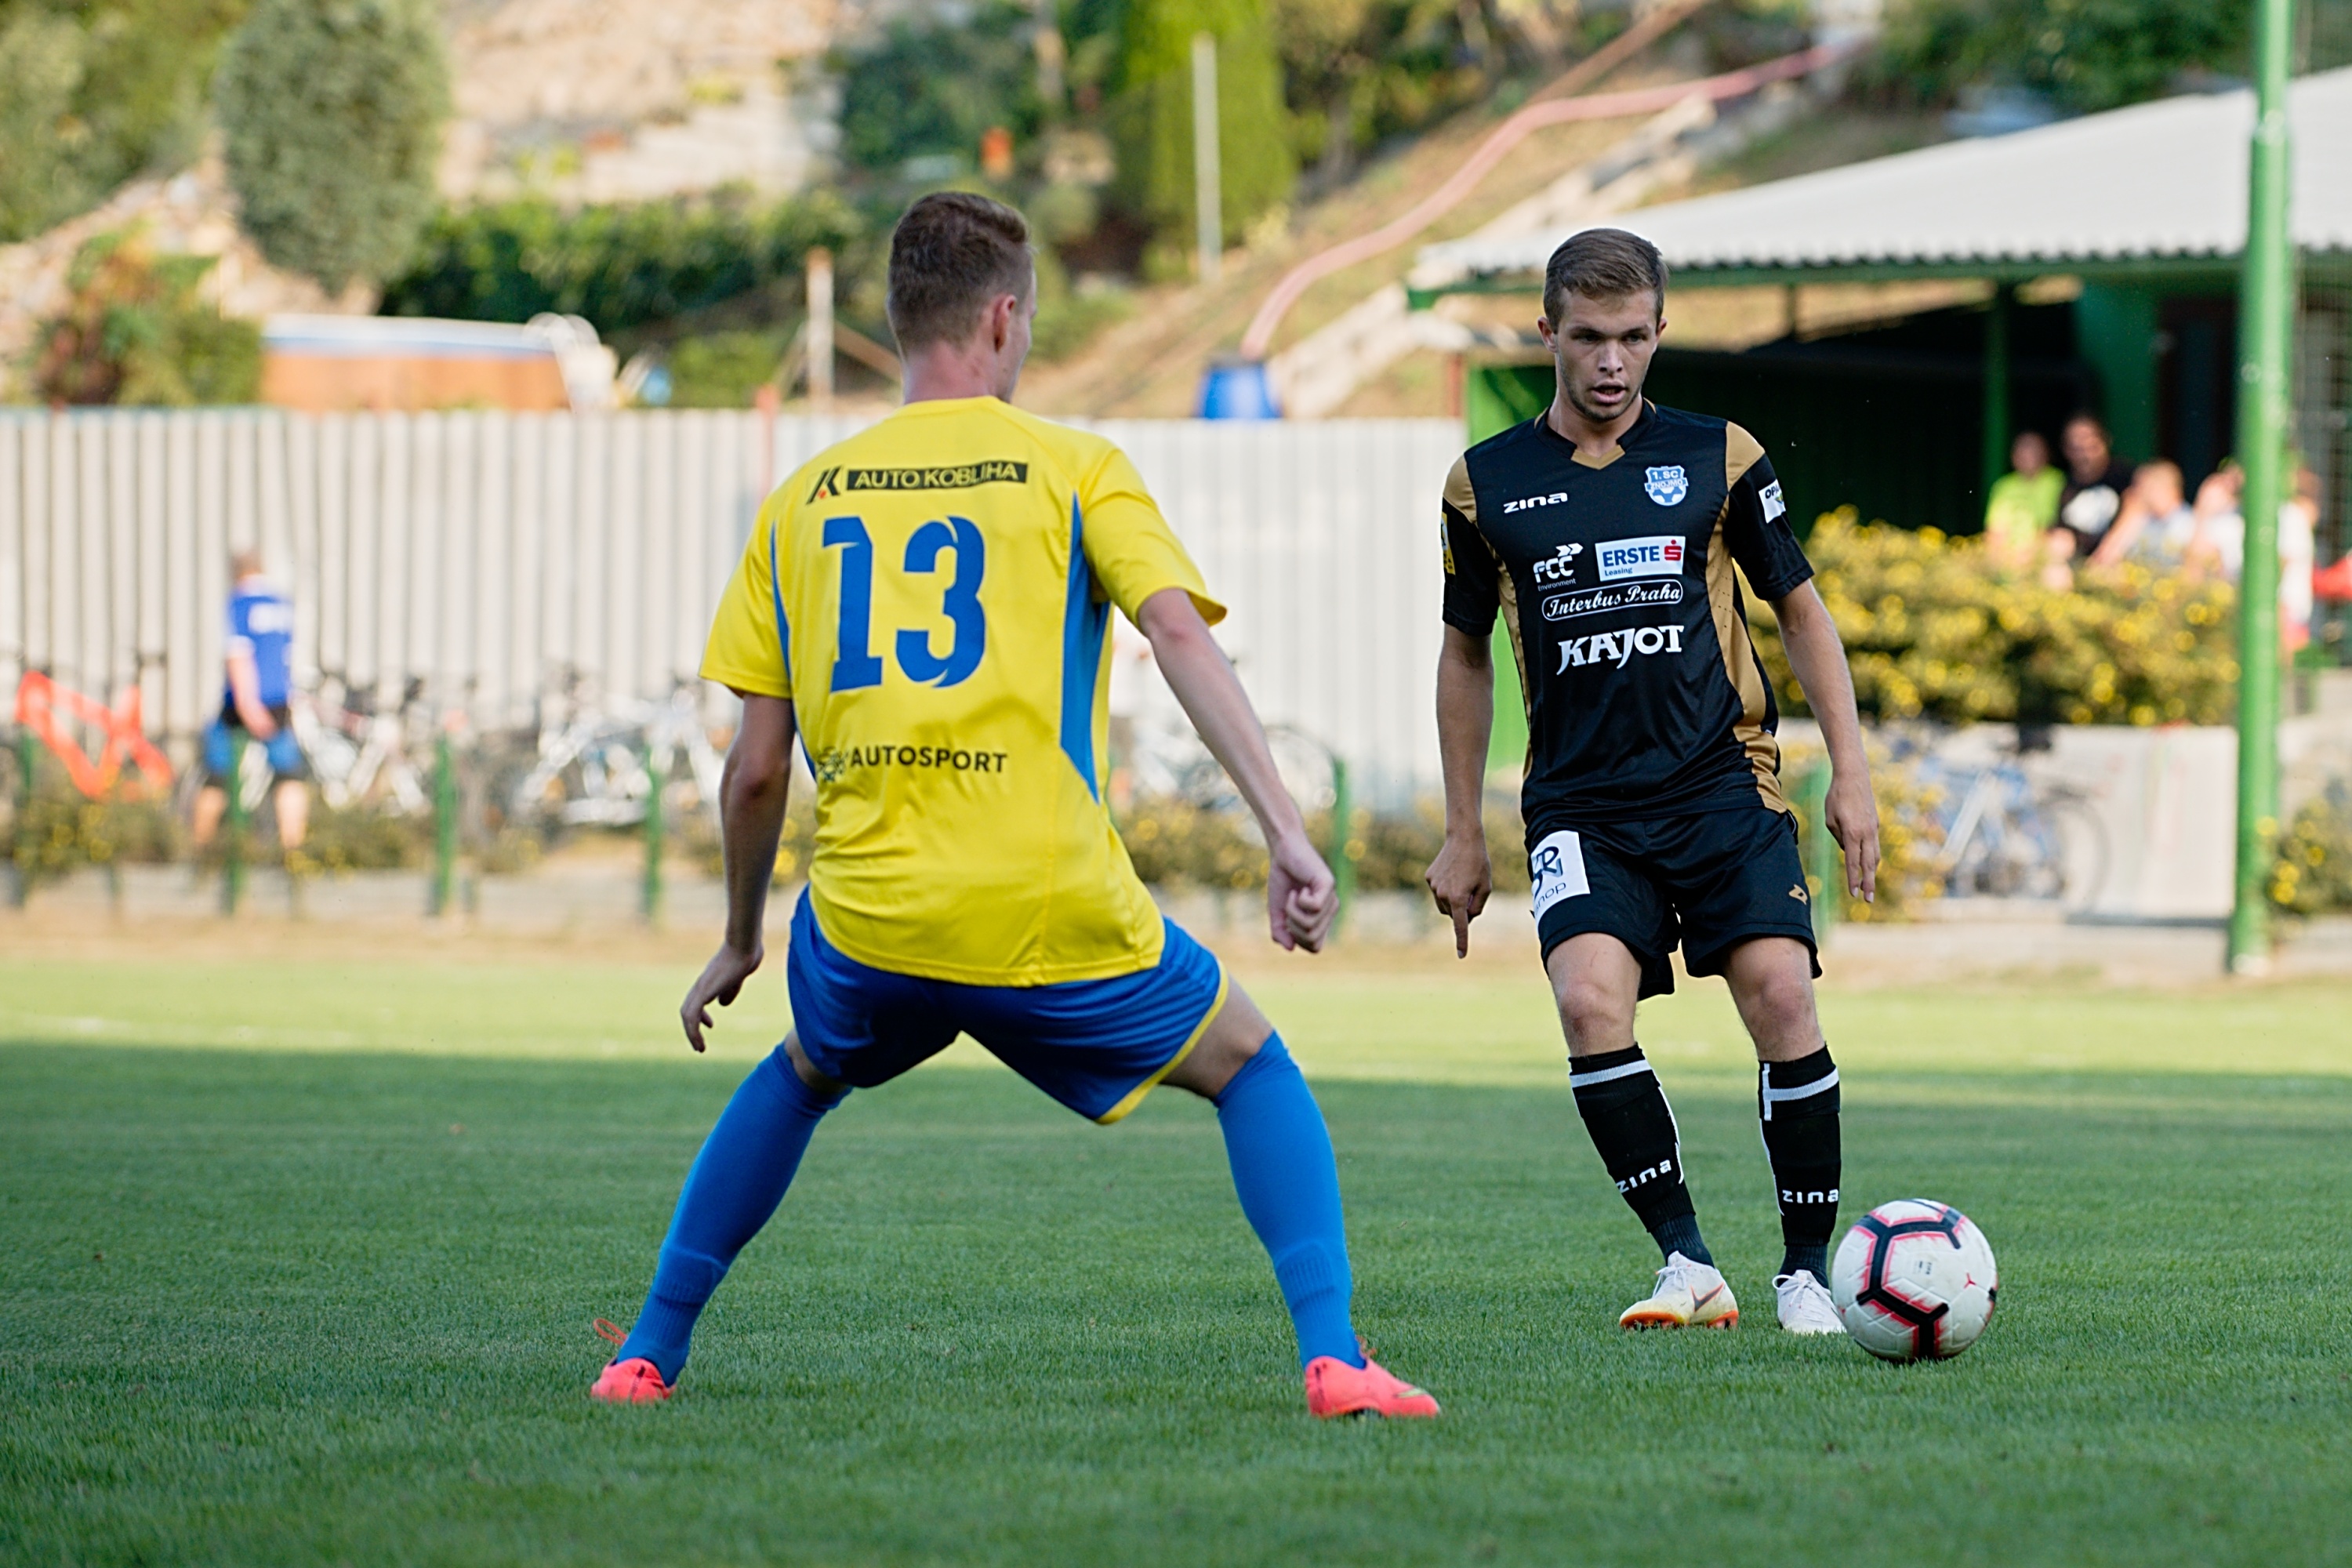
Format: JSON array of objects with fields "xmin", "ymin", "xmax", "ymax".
[
  {"xmin": 0, "ymin": 0, "xmax": 250, "ymax": 244},
  {"xmin": 213, "ymin": 0, "xmax": 448, "ymax": 292},
  {"xmin": 1878, "ymin": 0, "xmax": 2249, "ymax": 112},
  {"xmin": 833, "ymin": 0, "xmax": 1047, "ymax": 179},
  {"xmin": 1114, "ymin": 0, "xmax": 1295, "ymax": 255},
  {"xmin": 0, "ymin": 7, "xmax": 96, "ymax": 241}
]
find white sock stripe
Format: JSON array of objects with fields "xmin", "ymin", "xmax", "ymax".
[
  {"xmin": 1761, "ymin": 1068, "xmax": 1839, "ymax": 1105},
  {"xmin": 1568, "ymin": 1058, "xmax": 1654, "ymax": 1090}
]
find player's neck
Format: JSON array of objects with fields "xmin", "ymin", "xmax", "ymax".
[
  {"xmin": 1545, "ymin": 394, "xmax": 1642, "ymax": 460},
  {"xmin": 902, "ymin": 342, "xmax": 1018, "ymax": 405}
]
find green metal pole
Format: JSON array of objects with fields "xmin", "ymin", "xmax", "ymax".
[
  {"xmin": 642, "ymin": 738, "xmax": 666, "ymax": 925},
  {"xmin": 13, "ymin": 728, "xmax": 38, "ymax": 907},
  {"xmin": 1980, "ymin": 283, "xmax": 2013, "ymax": 506},
  {"xmin": 2228, "ymin": 0, "xmax": 2296, "ymax": 975},
  {"xmin": 430, "ymin": 730, "xmax": 458, "ymax": 917},
  {"xmin": 223, "ymin": 730, "xmax": 248, "ymax": 915},
  {"xmin": 1328, "ymin": 755, "xmax": 1354, "ymax": 942}
]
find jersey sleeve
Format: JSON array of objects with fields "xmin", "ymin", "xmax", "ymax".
[
  {"xmin": 700, "ymin": 501, "xmax": 793, "ymax": 700},
  {"xmin": 1076, "ymin": 444, "xmax": 1227, "ymax": 626},
  {"xmin": 223, "ymin": 597, "xmax": 253, "ymax": 658},
  {"xmin": 1439, "ymin": 455, "xmax": 1501, "ymax": 636},
  {"xmin": 1722, "ymin": 424, "xmax": 1813, "ymax": 602}
]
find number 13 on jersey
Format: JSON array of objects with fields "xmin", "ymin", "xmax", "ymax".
[{"xmin": 823, "ymin": 514, "xmax": 988, "ymax": 691}]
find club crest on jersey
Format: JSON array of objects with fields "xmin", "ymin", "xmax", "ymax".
[{"xmin": 1644, "ymin": 465, "xmax": 1689, "ymax": 506}]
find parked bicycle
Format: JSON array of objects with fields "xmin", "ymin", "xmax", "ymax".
[
  {"xmin": 506, "ymin": 679, "xmax": 724, "ymax": 832},
  {"xmin": 1904, "ymin": 746, "xmax": 2108, "ymax": 913}
]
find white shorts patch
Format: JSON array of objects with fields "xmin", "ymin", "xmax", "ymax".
[{"xmin": 1529, "ymin": 829, "xmax": 1591, "ymax": 921}]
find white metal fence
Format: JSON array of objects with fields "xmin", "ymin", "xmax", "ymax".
[{"xmin": 0, "ymin": 411, "xmax": 1463, "ymax": 797}]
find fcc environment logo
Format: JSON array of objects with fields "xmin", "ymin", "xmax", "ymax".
[{"xmin": 1643, "ymin": 465, "xmax": 1689, "ymax": 506}]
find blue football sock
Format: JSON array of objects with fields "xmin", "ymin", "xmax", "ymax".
[
  {"xmin": 1213, "ymin": 1035, "xmax": 1364, "ymax": 1369},
  {"xmin": 615, "ymin": 1047, "xmax": 843, "ymax": 1383}
]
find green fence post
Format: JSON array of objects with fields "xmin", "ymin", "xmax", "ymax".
[
  {"xmin": 223, "ymin": 731, "xmax": 248, "ymax": 915},
  {"xmin": 12, "ymin": 729, "xmax": 37, "ymax": 907},
  {"xmin": 430, "ymin": 729, "xmax": 458, "ymax": 917},
  {"xmin": 1328, "ymin": 755, "xmax": 1355, "ymax": 942},
  {"xmin": 1800, "ymin": 760, "xmax": 1838, "ymax": 940},
  {"xmin": 642, "ymin": 739, "xmax": 666, "ymax": 925}
]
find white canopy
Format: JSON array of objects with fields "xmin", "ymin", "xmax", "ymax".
[{"xmin": 1417, "ymin": 66, "xmax": 2352, "ymax": 281}]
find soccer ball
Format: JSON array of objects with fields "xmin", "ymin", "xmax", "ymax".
[{"xmin": 1830, "ymin": 1200, "xmax": 1998, "ymax": 1363}]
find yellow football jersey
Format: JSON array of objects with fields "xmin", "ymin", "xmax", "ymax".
[{"xmin": 702, "ymin": 396, "xmax": 1225, "ymax": 986}]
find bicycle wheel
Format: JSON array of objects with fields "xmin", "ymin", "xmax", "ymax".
[{"xmin": 2045, "ymin": 795, "xmax": 2110, "ymax": 916}]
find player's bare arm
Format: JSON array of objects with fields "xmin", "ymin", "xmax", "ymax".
[
  {"xmin": 1137, "ymin": 586, "xmax": 1337, "ymax": 953},
  {"xmin": 681, "ymin": 691, "xmax": 797, "ymax": 1051},
  {"xmin": 226, "ymin": 648, "xmax": 277, "ymax": 739},
  {"xmin": 1767, "ymin": 582, "xmax": 1879, "ymax": 902},
  {"xmin": 1427, "ymin": 623, "xmax": 1497, "ymax": 957}
]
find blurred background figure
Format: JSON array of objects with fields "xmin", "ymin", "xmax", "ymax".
[
  {"xmin": 192, "ymin": 551, "xmax": 310, "ymax": 855},
  {"xmin": 2108, "ymin": 460, "xmax": 2195, "ymax": 569},
  {"xmin": 2050, "ymin": 412, "xmax": 2140, "ymax": 566},
  {"xmin": 2183, "ymin": 462, "xmax": 2320, "ymax": 652},
  {"xmin": 1984, "ymin": 430, "xmax": 2062, "ymax": 572}
]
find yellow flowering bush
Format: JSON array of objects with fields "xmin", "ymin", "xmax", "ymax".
[
  {"xmin": 1750, "ymin": 510, "xmax": 2239, "ymax": 727},
  {"xmin": 2270, "ymin": 790, "xmax": 2352, "ymax": 915},
  {"xmin": 1780, "ymin": 737, "xmax": 1947, "ymax": 923}
]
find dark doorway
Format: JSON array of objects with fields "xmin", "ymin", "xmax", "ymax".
[{"xmin": 2158, "ymin": 296, "xmax": 2238, "ymax": 494}]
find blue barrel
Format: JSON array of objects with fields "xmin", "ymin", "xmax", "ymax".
[{"xmin": 1195, "ymin": 358, "xmax": 1281, "ymax": 419}]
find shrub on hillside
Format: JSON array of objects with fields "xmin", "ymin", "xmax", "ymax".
[
  {"xmin": 1750, "ymin": 509, "xmax": 2238, "ymax": 728},
  {"xmin": 214, "ymin": 0, "xmax": 448, "ymax": 291},
  {"xmin": 380, "ymin": 195, "xmax": 862, "ymax": 339},
  {"xmin": 31, "ymin": 228, "xmax": 260, "ymax": 405}
]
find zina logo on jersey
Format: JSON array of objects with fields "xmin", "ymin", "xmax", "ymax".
[
  {"xmin": 1595, "ymin": 535, "xmax": 1684, "ymax": 582},
  {"xmin": 1556, "ymin": 623, "xmax": 1683, "ymax": 671},
  {"xmin": 1644, "ymin": 465, "xmax": 1689, "ymax": 506}
]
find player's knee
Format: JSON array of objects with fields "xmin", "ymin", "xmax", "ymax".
[
  {"xmin": 1555, "ymin": 978, "xmax": 1633, "ymax": 1048},
  {"xmin": 1746, "ymin": 966, "xmax": 1817, "ymax": 1040}
]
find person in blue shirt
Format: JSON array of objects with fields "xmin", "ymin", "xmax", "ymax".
[{"xmin": 193, "ymin": 551, "xmax": 310, "ymax": 854}]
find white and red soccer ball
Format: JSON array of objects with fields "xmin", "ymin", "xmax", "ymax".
[{"xmin": 1830, "ymin": 1200, "xmax": 1999, "ymax": 1363}]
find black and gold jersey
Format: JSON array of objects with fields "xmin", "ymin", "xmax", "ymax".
[{"xmin": 1440, "ymin": 400, "xmax": 1813, "ymax": 827}]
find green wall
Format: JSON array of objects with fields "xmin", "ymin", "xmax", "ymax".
[{"xmin": 2074, "ymin": 283, "xmax": 2162, "ymax": 461}]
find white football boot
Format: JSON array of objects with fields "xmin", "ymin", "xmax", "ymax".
[
  {"xmin": 1774, "ymin": 1269, "xmax": 1845, "ymax": 1335},
  {"xmin": 1619, "ymin": 1251, "xmax": 1740, "ymax": 1330}
]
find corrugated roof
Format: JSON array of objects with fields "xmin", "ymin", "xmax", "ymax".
[{"xmin": 1417, "ymin": 67, "xmax": 2352, "ymax": 282}]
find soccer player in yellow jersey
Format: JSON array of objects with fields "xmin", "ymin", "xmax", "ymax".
[{"xmin": 590, "ymin": 193, "xmax": 1436, "ymax": 1419}]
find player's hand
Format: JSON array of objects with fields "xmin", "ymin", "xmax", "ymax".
[
  {"xmin": 1266, "ymin": 828, "xmax": 1337, "ymax": 953},
  {"xmin": 1424, "ymin": 833, "xmax": 1492, "ymax": 958},
  {"xmin": 1825, "ymin": 771, "xmax": 1880, "ymax": 903},
  {"xmin": 681, "ymin": 941, "xmax": 763, "ymax": 1053}
]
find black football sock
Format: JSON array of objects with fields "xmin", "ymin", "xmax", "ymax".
[
  {"xmin": 1759, "ymin": 1046, "xmax": 1842, "ymax": 1282},
  {"xmin": 1571, "ymin": 1044, "xmax": 1711, "ymax": 1267}
]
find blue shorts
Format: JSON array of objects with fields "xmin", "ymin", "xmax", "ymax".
[
  {"xmin": 783, "ymin": 890, "xmax": 1229, "ymax": 1123},
  {"xmin": 201, "ymin": 706, "xmax": 307, "ymax": 784}
]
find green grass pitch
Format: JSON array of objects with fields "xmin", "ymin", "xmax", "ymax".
[{"xmin": 3, "ymin": 949, "xmax": 2349, "ymax": 1566}]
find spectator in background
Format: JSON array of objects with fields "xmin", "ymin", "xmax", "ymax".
[
  {"xmin": 1983, "ymin": 430, "xmax": 2063, "ymax": 572},
  {"xmin": 192, "ymin": 551, "xmax": 310, "ymax": 855},
  {"xmin": 2106, "ymin": 460, "xmax": 2195, "ymax": 568},
  {"xmin": 2184, "ymin": 461, "xmax": 2321, "ymax": 652},
  {"xmin": 2050, "ymin": 412, "xmax": 2140, "ymax": 563}
]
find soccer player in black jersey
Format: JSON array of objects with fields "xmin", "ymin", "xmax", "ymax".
[{"xmin": 1425, "ymin": 228, "xmax": 1881, "ymax": 1335}]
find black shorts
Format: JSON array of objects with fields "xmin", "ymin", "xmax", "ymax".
[{"xmin": 1529, "ymin": 806, "xmax": 1820, "ymax": 1000}]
